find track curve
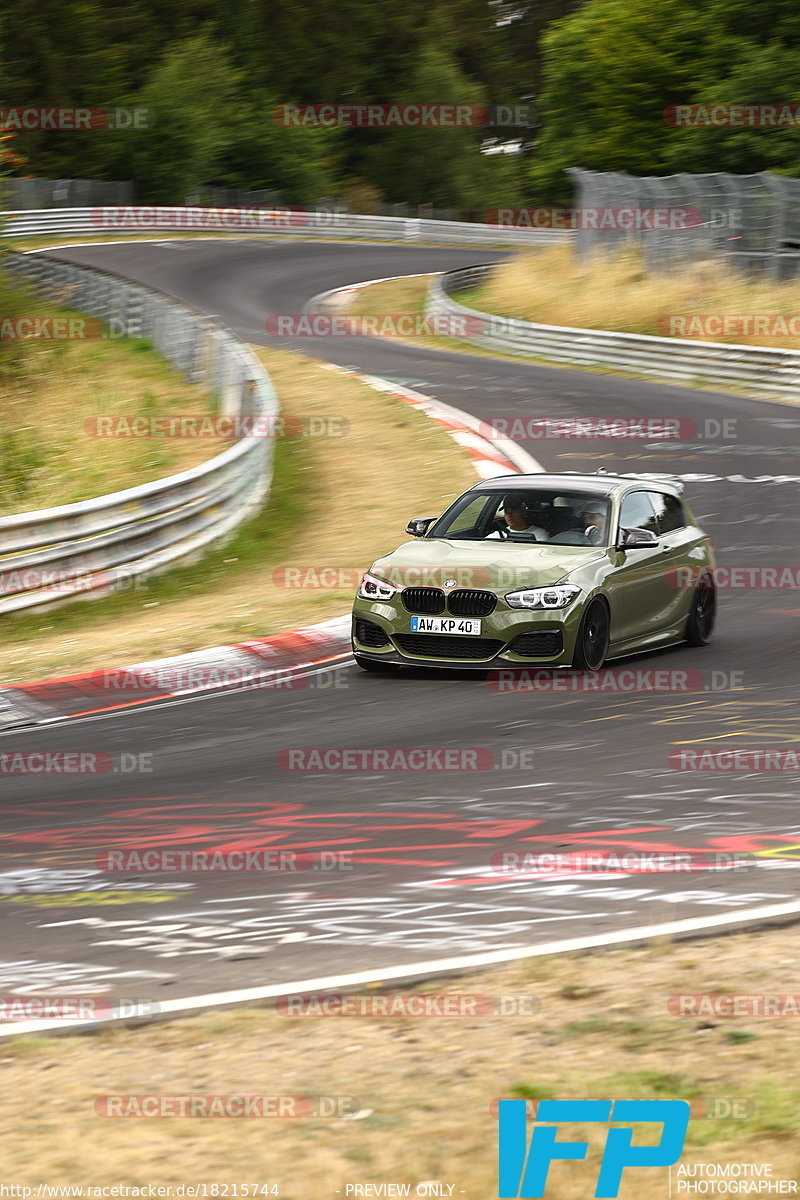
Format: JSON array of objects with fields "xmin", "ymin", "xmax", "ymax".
[{"xmin": 2, "ymin": 237, "xmax": 800, "ymax": 1014}]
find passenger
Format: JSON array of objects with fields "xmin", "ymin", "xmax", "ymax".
[
  {"xmin": 578, "ymin": 500, "xmax": 609, "ymax": 544},
  {"xmin": 549, "ymin": 498, "xmax": 608, "ymax": 544}
]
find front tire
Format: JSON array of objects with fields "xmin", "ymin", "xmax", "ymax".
[
  {"xmin": 685, "ymin": 573, "xmax": 716, "ymax": 645},
  {"xmin": 572, "ymin": 598, "xmax": 610, "ymax": 671},
  {"xmin": 354, "ymin": 653, "xmax": 400, "ymax": 674}
]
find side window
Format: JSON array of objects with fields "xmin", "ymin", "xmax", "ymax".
[
  {"xmin": 438, "ymin": 495, "xmax": 493, "ymax": 536},
  {"xmin": 650, "ymin": 491, "xmax": 687, "ymax": 534},
  {"xmin": 618, "ymin": 491, "xmax": 658, "ymax": 535}
]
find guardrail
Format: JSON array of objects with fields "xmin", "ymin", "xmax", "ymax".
[
  {"xmin": 0, "ymin": 252, "xmax": 278, "ymax": 614},
  {"xmin": 0, "ymin": 207, "xmax": 574, "ymax": 248},
  {"xmin": 426, "ymin": 264, "xmax": 800, "ymax": 398}
]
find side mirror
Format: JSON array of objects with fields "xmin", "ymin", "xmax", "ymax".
[
  {"xmin": 405, "ymin": 516, "xmax": 437, "ymax": 537},
  {"xmin": 618, "ymin": 527, "xmax": 659, "ymax": 550}
]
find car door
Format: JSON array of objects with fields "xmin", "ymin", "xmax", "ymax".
[
  {"xmin": 648, "ymin": 490, "xmax": 699, "ymax": 628},
  {"xmin": 613, "ymin": 490, "xmax": 676, "ymax": 644}
]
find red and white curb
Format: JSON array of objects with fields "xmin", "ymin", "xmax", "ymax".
[
  {"xmin": 320, "ymin": 363, "xmax": 541, "ymax": 479},
  {"xmin": 309, "ymin": 274, "xmax": 543, "ymax": 477},
  {"xmin": 0, "ymin": 363, "xmax": 536, "ymax": 728}
]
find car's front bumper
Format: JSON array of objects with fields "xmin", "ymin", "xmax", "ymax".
[{"xmin": 351, "ymin": 595, "xmax": 585, "ymax": 670}]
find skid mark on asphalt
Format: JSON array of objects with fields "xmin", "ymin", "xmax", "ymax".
[
  {"xmin": 37, "ymin": 903, "xmax": 620, "ymax": 958},
  {"xmin": 0, "ymin": 958, "xmax": 171, "ymax": 994}
]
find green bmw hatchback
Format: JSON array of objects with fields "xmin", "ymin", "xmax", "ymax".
[{"xmin": 351, "ymin": 472, "xmax": 716, "ymax": 672}]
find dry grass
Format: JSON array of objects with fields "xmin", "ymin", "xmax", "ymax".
[
  {"xmin": 344, "ymin": 272, "xmax": 706, "ymax": 370},
  {"xmin": 345, "ymin": 274, "xmax": 500, "ymax": 358},
  {"xmin": 461, "ymin": 244, "xmax": 800, "ymax": 348},
  {"xmin": 0, "ymin": 348, "xmax": 476, "ymax": 683},
  {"xmin": 0, "ymin": 926, "xmax": 798, "ymax": 1195},
  {"xmin": 0, "ymin": 310, "xmax": 223, "ymax": 517}
]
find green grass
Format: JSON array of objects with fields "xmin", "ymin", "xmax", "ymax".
[{"xmin": 0, "ymin": 432, "xmax": 310, "ymax": 652}]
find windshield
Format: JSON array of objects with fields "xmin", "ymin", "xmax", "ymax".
[{"xmin": 429, "ymin": 488, "xmax": 612, "ymax": 547}]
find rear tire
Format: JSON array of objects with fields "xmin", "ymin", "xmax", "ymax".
[
  {"xmin": 572, "ymin": 598, "xmax": 610, "ymax": 671},
  {"xmin": 354, "ymin": 654, "xmax": 400, "ymax": 673},
  {"xmin": 685, "ymin": 573, "xmax": 716, "ymax": 645}
]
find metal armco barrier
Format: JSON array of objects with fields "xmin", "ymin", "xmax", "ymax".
[
  {"xmin": 426, "ymin": 265, "xmax": 800, "ymax": 398},
  {"xmin": 0, "ymin": 253, "xmax": 278, "ymax": 614},
  {"xmin": 0, "ymin": 207, "xmax": 574, "ymax": 247}
]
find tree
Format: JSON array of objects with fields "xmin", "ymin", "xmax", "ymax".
[
  {"xmin": 210, "ymin": 91, "xmax": 337, "ymax": 204},
  {"xmin": 1, "ymin": 0, "xmax": 124, "ymax": 179},
  {"xmin": 528, "ymin": 0, "xmax": 800, "ymax": 203},
  {"xmin": 362, "ymin": 24, "xmax": 498, "ymax": 209},
  {"xmin": 114, "ymin": 33, "xmax": 243, "ymax": 203},
  {"xmin": 0, "ymin": 0, "xmax": 567, "ymax": 209}
]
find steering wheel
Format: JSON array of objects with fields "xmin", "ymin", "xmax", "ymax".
[
  {"xmin": 489, "ymin": 517, "xmax": 510, "ymax": 539},
  {"xmin": 584, "ymin": 525, "xmax": 602, "ymax": 546}
]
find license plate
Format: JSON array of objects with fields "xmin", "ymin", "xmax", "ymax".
[{"xmin": 409, "ymin": 616, "xmax": 482, "ymax": 635}]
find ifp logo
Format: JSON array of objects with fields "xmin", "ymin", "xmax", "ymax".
[{"xmin": 498, "ymin": 1099, "xmax": 689, "ymax": 1197}]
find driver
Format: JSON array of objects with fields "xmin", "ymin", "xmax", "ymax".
[{"xmin": 487, "ymin": 492, "xmax": 548, "ymax": 541}]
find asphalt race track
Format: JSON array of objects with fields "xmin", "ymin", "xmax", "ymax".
[{"xmin": 1, "ymin": 238, "xmax": 799, "ymax": 1008}]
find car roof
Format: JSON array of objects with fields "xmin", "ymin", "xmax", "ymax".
[{"xmin": 468, "ymin": 472, "xmax": 684, "ymax": 497}]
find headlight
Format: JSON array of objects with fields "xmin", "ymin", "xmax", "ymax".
[
  {"xmin": 505, "ymin": 584, "xmax": 581, "ymax": 609},
  {"xmin": 357, "ymin": 571, "xmax": 397, "ymax": 601}
]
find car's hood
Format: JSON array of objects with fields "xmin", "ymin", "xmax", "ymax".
[{"xmin": 371, "ymin": 539, "xmax": 606, "ymax": 591}]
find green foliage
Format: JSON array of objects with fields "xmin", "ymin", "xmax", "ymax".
[
  {"xmin": 530, "ymin": 0, "xmax": 800, "ymax": 202},
  {"xmin": 208, "ymin": 91, "xmax": 337, "ymax": 205},
  {"xmin": 0, "ymin": 264, "xmax": 33, "ymax": 380},
  {"xmin": 0, "ymin": 427, "xmax": 46, "ymax": 503},
  {"xmin": 118, "ymin": 33, "xmax": 243, "ymax": 203},
  {"xmin": 0, "ymin": 0, "xmax": 557, "ymax": 210},
  {"xmin": 363, "ymin": 32, "xmax": 488, "ymax": 209}
]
